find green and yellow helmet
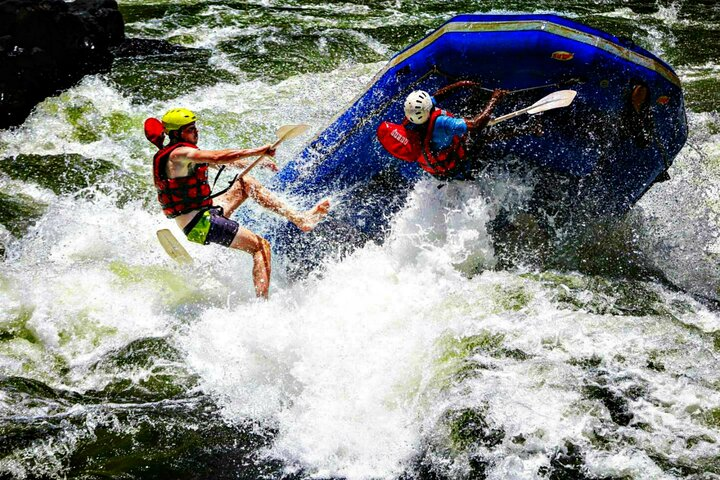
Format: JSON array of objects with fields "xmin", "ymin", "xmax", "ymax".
[{"xmin": 161, "ymin": 108, "xmax": 197, "ymax": 132}]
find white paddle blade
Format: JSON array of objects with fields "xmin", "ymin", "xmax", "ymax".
[
  {"xmin": 488, "ymin": 90, "xmax": 577, "ymax": 127},
  {"xmin": 157, "ymin": 229, "xmax": 193, "ymax": 265},
  {"xmin": 274, "ymin": 124, "xmax": 309, "ymax": 145},
  {"xmin": 526, "ymin": 90, "xmax": 577, "ymax": 114}
]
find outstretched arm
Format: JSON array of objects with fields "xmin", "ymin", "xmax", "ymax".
[
  {"xmin": 465, "ymin": 89, "xmax": 507, "ymax": 131},
  {"xmin": 433, "ymin": 80, "xmax": 482, "ymax": 101},
  {"xmin": 171, "ymin": 145, "xmax": 277, "ymax": 169}
]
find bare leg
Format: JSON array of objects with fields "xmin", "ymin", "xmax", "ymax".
[
  {"xmin": 293, "ymin": 198, "xmax": 331, "ymax": 232},
  {"xmin": 213, "ymin": 177, "xmax": 251, "ymax": 217},
  {"xmin": 216, "ymin": 176, "xmax": 330, "ymax": 232},
  {"xmin": 229, "ymin": 226, "xmax": 271, "ymax": 299}
]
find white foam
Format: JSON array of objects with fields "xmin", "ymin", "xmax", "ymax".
[{"xmin": 178, "ymin": 176, "xmax": 720, "ymax": 478}]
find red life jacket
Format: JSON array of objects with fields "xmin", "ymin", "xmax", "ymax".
[
  {"xmin": 417, "ymin": 109, "xmax": 466, "ymax": 176},
  {"xmin": 376, "ymin": 109, "xmax": 465, "ymax": 176},
  {"xmin": 376, "ymin": 120, "xmax": 422, "ymax": 162},
  {"xmin": 152, "ymin": 142, "xmax": 213, "ymax": 218}
]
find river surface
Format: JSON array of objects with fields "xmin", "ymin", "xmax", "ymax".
[{"xmin": 1, "ymin": 1, "xmax": 719, "ymax": 479}]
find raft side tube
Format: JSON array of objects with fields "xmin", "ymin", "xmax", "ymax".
[{"xmin": 269, "ymin": 13, "xmax": 687, "ymax": 234}]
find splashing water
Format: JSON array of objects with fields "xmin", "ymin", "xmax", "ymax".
[{"xmin": 1, "ymin": 0, "xmax": 720, "ymax": 478}]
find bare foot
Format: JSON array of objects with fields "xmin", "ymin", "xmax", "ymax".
[{"xmin": 295, "ymin": 198, "xmax": 331, "ymax": 232}]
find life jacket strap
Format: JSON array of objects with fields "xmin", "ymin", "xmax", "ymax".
[{"xmin": 208, "ymin": 174, "xmax": 239, "ymax": 199}]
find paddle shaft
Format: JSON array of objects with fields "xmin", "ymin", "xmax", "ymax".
[
  {"xmin": 236, "ymin": 124, "xmax": 308, "ymax": 178},
  {"xmin": 488, "ymin": 99, "xmax": 554, "ymax": 126},
  {"xmin": 238, "ymin": 136, "xmax": 286, "ymax": 179}
]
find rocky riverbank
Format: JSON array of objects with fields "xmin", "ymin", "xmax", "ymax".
[{"xmin": 0, "ymin": 0, "xmax": 125, "ymax": 130}]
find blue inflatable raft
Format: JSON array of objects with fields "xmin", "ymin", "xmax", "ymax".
[{"xmin": 258, "ymin": 14, "xmax": 688, "ymax": 259}]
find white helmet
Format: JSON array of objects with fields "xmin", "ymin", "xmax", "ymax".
[{"xmin": 404, "ymin": 90, "xmax": 433, "ymax": 124}]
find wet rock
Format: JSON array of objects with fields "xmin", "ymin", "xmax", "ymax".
[
  {"xmin": 0, "ymin": 376, "xmax": 76, "ymax": 402},
  {"xmin": 539, "ymin": 441, "xmax": 621, "ymax": 479},
  {"xmin": 0, "ymin": 396, "xmax": 286, "ymax": 480},
  {"xmin": 401, "ymin": 446, "xmax": 488, "ymax": 480},
  {"xmin": 446, "ymin": 408, "xmax": 504, "ymax": 450},
  {"xmin": 399, "ymin": 455, "xmax": 451, "ymax": 480},
  {"xmin": 647, "ymin": 452, "xmax": 717, "ymax": 478},
  {"xmin": 626, "ymin": 2, "xmax": 658, "ymax": 15},
  {"xmin": 404, "ymin": 408, "xmax": 502, "ymax": 480},
  {"xmin": 537, "ymin": 272, "xmax": 668, "ymax": 318},
  {"xmin": 703, "ymin": 407, "xmax": 720, "ymax": 429},
  {"xmin": 583, "ymin": 377, "xmax": 634, "ymax": 427},
  {"xmin": 573, "ymin": 361, "xmax": 643, "ymax": 428},
  {"xmin": 0, "ymin": 191, "xmax": 47, "ymax": 237},
  {"xmin": 0, "ymin": 0, "xmax": 125, "ymax": 129},
  {"xmin": 467, "ymin": 455, "xmax": 491, "ymax": 479},
  {"xmin": 568, "ymin": 355, "xmax": 603, "ymax": 369},
  {"xmin": 0, "ymin": 414, "xmax": 65, "ymax": 457},
  {"xmin": 540, "ymin": 442, "xmax": 590, "ymax": 480},
  {"xmin": 0, "ymin": 153, "xmax": 117, "ymax": 195},
  {"xmin": 0, "ymin": 305, "xmax": 36, "ymax": 343},
  {"xmin": 111, "ymin": 38, "xmax": 194, "ymax": 58},
  {"xmin": 83, "ymin": 337, "xmax": 199, "ymax": 403},
  {"xmin": 646, "ymin": 356, "xmax": 666, "ymax": 372},
  {"xmin": 0, "ymin": 226, "xmax": 8, "ymax": 259},
  {"xmin": 95, "ymin": 337, "xmax": 183, "ymax": 369}
]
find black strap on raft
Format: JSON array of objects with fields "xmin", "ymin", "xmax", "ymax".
[{"xmin": 433, "ymin": 66, "xmax": 584, "ymax": 94}]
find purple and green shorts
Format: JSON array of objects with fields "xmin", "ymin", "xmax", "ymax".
[{"xmin": 183, "ymin": 207, "xmax": 239, "ymax": 247}]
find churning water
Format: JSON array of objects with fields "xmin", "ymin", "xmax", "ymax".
[{"xmin": 1, "ymin": 1, "xmax": 719, "ymax": 479}]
